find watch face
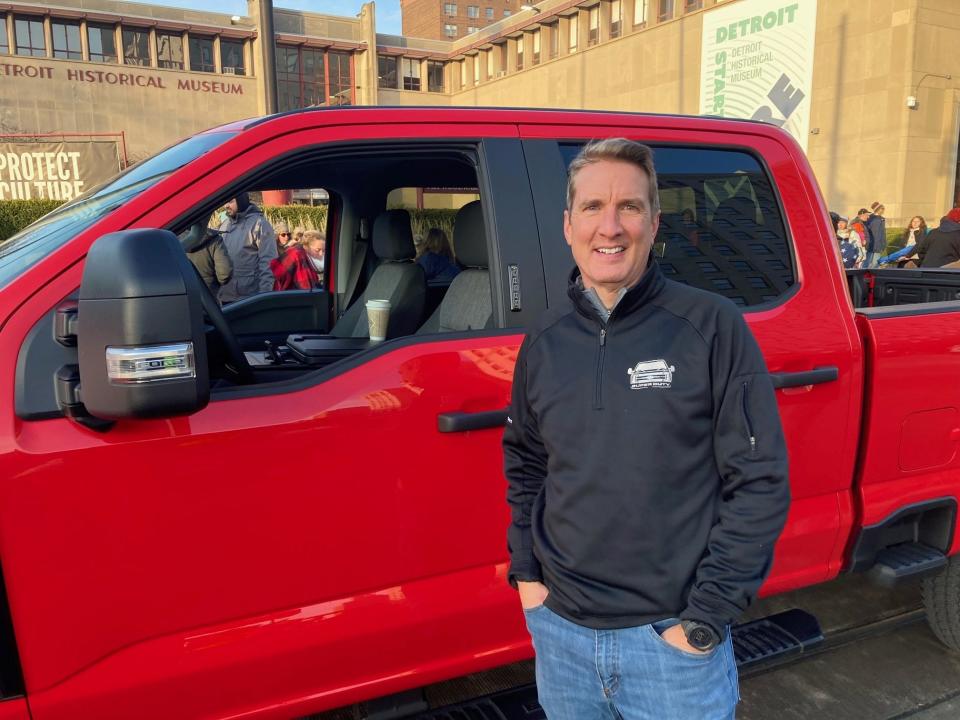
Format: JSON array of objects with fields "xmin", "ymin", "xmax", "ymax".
[{"xmin": 689, "ymin": 626, "xmax": 714, "ymax": 650}]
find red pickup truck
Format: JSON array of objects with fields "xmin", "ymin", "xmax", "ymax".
[{"xmin": 1, "ymin": 107, "xmax": 959, "ymax": 720}]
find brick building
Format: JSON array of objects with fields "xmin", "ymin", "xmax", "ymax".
[{"xmin": 401, "ymin": 0, "xmax": 520, "ymax": 40}]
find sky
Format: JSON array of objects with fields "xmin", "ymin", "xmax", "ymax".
[{"xmin": 138, "ymin": 1, "xmax": 404, "ymax": 35}]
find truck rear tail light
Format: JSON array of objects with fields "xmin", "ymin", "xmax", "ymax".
[{"xmin": 105, "ymin": 343, "xmax": 196, "ymax": 384}]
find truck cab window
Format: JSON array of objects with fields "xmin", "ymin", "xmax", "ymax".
[{"xmin": 560, "ymin": 144, "xmax": 796, "ymax": 308}]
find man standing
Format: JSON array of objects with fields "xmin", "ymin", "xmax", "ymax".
[
  {"xmin": 863, "ymin": 202, "xmax": 887, "ymax": 268},
  {"xmin": 218, "ymin": 193, "xmax": 278, "ymax": 303},
  {"xmin": 503, "ymin": 139, "xmax": 790, "ymax": 719}
]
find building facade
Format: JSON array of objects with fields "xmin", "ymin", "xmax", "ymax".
[
  {"xmin": 1, "ymin": 0, "xmax": 958, "ymax": 226},
  {"xmin": 401, "ymin": 0, "xmax": 520, "ymax": 41}
]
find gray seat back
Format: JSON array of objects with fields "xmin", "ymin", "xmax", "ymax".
[
  {"xmin": 418, "ymin": 201, "xmax": 492, "ymax": 334},
  {"xmin": 332, "ymin": 209, "xmax": 426, "ymax": 339}
]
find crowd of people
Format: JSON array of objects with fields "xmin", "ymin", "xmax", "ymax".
[{"xmin": 832, "ymin": 200, "xmax": 960, "ymax": 270}]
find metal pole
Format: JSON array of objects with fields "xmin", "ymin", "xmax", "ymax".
[{"xmin": 260, "ymin": 0, "xmax": 278, "ymax": 114}]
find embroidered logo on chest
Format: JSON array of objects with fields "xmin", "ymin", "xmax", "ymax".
[{"xmin": 627, "ymin": 359, "xmax": 675, "ymax": 390}]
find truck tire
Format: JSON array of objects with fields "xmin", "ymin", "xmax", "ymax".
[{"xmin": 923, "ymin": 556, "xmax": 960, "ymax": 651}]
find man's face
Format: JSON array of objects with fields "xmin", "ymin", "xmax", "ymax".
[
  {"xmin": 858, "ymin": 212, "xmax": 870, "ymax": 222},
  {"xmin": 563, "ymin": 159, "xmax": 660, "ymax": 294},
  {"xmin": 225, "ymin": 199, "xmax": 239, "ymax": 218},
  {"xmin": 838, "ymin": 219, "xmax": 848, "ymax": 231}
]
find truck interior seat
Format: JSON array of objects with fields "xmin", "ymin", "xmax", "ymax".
[
  {"xmin": 330, "ymin": 209, "xmax": 426, "ymax": 339},
  {"xmin": 418, "ymin": 201, "xmax": 492, "ymax": 334}
]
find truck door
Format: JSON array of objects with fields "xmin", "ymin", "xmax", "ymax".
[
  {"xmin": 2, "ymin": 124, "xmax": 546, "ymax": 719},
  {"xmin": 520, "ymin": 125, "xmax": 862, "ymax": 597}
]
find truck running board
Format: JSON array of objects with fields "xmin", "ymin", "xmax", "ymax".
[
  {"xmin": 869, "ymin": 543, "xmax": 947, "ymax": 587},
  {"xmin": 405, "ymin": 610, "xmax": 823, "ymax": 719}
]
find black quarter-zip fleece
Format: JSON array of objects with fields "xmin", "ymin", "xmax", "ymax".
[{"xmin": 503, "ymin": 260, "xmax": 790, "ymax": 632}]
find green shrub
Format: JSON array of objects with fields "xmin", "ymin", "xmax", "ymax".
[
  {"xmin": 883, "ymin": 227, "xmax": 906, "ymax": 256},
  {"xmin": 406, "ymin": 209, "xmax": 458, "ymax": 244},
  {"xmin": 0, "ymin": 200, "xmax": 64, "ymax": 242},
  {"xmin": 262, "ymin": 205, "xmax": 328, "ymax": 233}
]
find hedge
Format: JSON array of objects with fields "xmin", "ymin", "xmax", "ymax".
[
  {"xmin": 0, "ymin": 200, "xmax": 64, "ymax": 242},
  {"xmin": 261, "ymin": 204, "xmax": 328, "ymax": 233}
]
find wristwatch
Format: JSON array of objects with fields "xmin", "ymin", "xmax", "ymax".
[{"xmin": 680, "ymin": 620, "xmax": 721, "ymax": 652}]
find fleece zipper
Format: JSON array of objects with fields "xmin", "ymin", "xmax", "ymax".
[
  {"xmin": 594, "ymin": 326, "xmax": 607, "ymax": 409},
  {"xmin": 741, "ymin": 381, "xmax": 757, "ymax": 455}
]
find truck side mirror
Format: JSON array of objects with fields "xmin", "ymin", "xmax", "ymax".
[{"xmin": 77, "ymin": 229, "xmax": 210, "ymax": 420}]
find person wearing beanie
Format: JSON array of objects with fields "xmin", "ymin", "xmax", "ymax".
[
  {"xmin": 863, "ymin": 202, "xmax": 886, "ymax": 268},
  {"xmin": 837, "ymin": 215, "xmax": 864, "ymax": 269},
  {"xmin": 217, "ymin": 193, "xmax": 279, "ymax": 303},
  {"xmin": 919, "ymin": 207, "xmax": 960, "ymax": 268}
]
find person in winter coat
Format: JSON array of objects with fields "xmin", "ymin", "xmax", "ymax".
[
  {"xmin": 181, "ymin": 220, "xmax": 233, "ymax": 297},
  {"xmin": 883, "ymin": 215, "xmax": 928, "ymax": 266},
  {"xmin": 503, "ymin": 138, "xmax": 789, "ymax": 720},
  {"xmin": 863, "ymin": 201, "xmax": 887, "ymax": 268},
  {"xmin": 217, "ymin": 193, "xmax": 279, "ymax": 303},
  {"xmin": 837, "ymin": 216, "xmax": 865, "ymax": 269},
  {"xmin": 920, "ymin": 208, "xmax": 960, "ymax": 268},
  {"xmin": 271, "ymin": 229, "xmax": 321, "ymax": 290}
]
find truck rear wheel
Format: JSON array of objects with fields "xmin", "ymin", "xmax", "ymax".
[{"xmin": 923, "ymin": 555, "xmax": 960, "ymax": 651}]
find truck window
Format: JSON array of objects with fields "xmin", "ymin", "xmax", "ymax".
[
  {"xmin": 0, "ymin": 131, "xmax": 237, "ymax": 290},
  {"xmin": 559, "ymin": 145, "xmax": 796, "ymax": 308}
]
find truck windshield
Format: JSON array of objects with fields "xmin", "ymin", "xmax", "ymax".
[{"xmin": 0, "ymin": 131, "xmax": 238, "ymax": 289}]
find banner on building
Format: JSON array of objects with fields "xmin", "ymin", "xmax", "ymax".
[
  {"xmin": 700, "ymin": 0, "xmax": 817, "ymax": 150},
  {"xmin": 0, "ymin": 140, "xmax": 122, "ymax": 202}
]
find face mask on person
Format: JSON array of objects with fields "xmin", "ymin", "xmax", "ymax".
[{"xmin": 310, "ymin": 255, "xmax": 324, "ymax": 272}]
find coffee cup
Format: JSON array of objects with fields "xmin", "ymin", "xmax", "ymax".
[{"xmin": 366, "ymin": 299, "xmax": 391, "ymax": 341}]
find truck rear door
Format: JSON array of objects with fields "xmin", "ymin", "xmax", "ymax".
[{"xmin": 519, "ymin": 119, "xmax": 862, "ymax": 595}]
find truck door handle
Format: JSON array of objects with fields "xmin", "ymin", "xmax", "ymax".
[
  {"xmin": 437, "ymin": 408, "xmax": 509, "ymax": 433},
  {"xmin": 769, "ymin": 366, "xmax": 839, "ymax": 389}
]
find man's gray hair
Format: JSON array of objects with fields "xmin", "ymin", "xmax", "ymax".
[{"xmin": 566, "ymin": 138, "xmax": 660, "ymax": 216}]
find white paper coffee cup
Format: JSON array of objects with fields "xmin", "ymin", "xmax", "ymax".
[{"xmin": 366, "ymin": 299, "xmax": 391, "ymax": 341}]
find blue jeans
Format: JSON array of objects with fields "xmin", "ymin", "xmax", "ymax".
[{"xmin": 524, "ymin": 605, "xmax": 739, "ymax": 719}]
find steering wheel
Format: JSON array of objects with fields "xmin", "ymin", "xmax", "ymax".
[{"xmin": 196, "ymin": 279, "xmax": 255, "ymax": 385}]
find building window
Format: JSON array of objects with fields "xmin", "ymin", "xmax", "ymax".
[
  {"xmin": 378, "ymin": 54, "xmax": 398, "ymax": 89},
  {"xmin": 499, "ymin": 43, "xmax": 508, "ymax": 73},
  {"xmin": 189, "ymin": 35, "xmax": 215, "ymax": 73},
  {"xmin": 444, "ymin": 3, "xmax": 458, "ymax": 15},
  {"xmin": 467, "ymin": 26, "xmax": 479, "ymax": 33},
  {"xmin": 467, "ymin": 5, "xmax": 479, "ymax": 18},
  {"xmin": 485, "ymin": 7, "xmax": 494, "ymax": 19},
  {"xmin": 14, "ymin": 16, "xmax": 45, "ymax": 57},
  {"xmin": 52, "ymin": 20, "xmax": 82, "ymax": 60},
  {"xmin": 122, "ymin": 27, "xmax": 150, "ymax": 66},
  {"xmin": 588, "ymin": 6, "xmax": 600, "ymax": 46},
  {"xmin": 504, "ymin": 9, "xmax": 512, "ymax": 17},
  {"xmin": 329, "ymin": 51, "xmax": 352, "ymax": 105},
  {"xmin": 684, "ymin": 0, "xmax": 702, "ymax": 11},
  {"xmin": 486, "ymin": 49, "xmax": 493, "ymax": 78},
  {"xmin": 610, "ymin": 0, "xmax": 622, "ymax": 38},
  {"xmin": 459, "ymin": 60, "xmax": 466, "ymax": 89},
  {"xmin": 569, "ymin": 15, "xmax": 578, "ymax": 51},
  {"xmin": 221, "ymin": 39, "xmax": 245, "ymax": 75},
  {"xmin": 0, "ymin": 15, "xmax": 7, "ymax": 54},
  {"xmin": 658, "ymin": 0, "xmax": 674, "ymax": 22},
  {"xmin": 277, "ymin": 45, "xmax": 349, "ymax": 109},
  {"xmin": 402, "ymin": 57, "xmax": 421, "ymax": 90},
  {"xmin": 156, "ymin": 31, "xmax": 184, "ymax": 70},
  {"xmin": 473, "ymin": 55, "xmax": 479, "ymax": 84},
  {"xmin": 444, "ymin": 24, "xmax": 458, "ymax": 37},
  {"xmin": 87, "ymin": 23, "xmax": 117, "ymax": 63},
  {"xmin": 532, "ymin": 30, "xmax": 541, "ymax": 65},
  {"xmin": 516, "ymin": 38, "xmax": 524, "ymax": 70},
  {"xmin": 548, "ymin": 23, "xmax": 558, "ymax": 58},
  {"xmin": 427, "ymin": 60, "xmax": 444, "ymax": 91},
  {"xmin": 634, "ymin": 0, "xmax": 648, "ymax": 25}
]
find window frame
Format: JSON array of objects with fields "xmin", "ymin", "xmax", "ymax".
[
  {"xmin": 188, "ymin": 34, "xmax": 216, "ymax": 73},
  {"xmin": 444, "ymin": 24, "xmax": 458, "ymax": 38},
  {"xmin": 121, "ymin": 26, "xmax": 151, "ymax": 67},
  {"xmin": 444, "ymin": 3, "xmax": 458, "ymax": 16},
  {"xmin": 14, "ymin": 15, "xmax": 45, "ymax": 57},
  {"xmin": 0, "ymin": 14, "xmax": 8, "ymax": 55},
  {"xmin": 401, "ymin": 57, "xmax": 421, "ymax": 91},
  {"xmin": 658, "ymin": 0, "xmax": 675, "ymax": 22},
  {"xmin": 378, "ymin": 54, "xmax": 399, "ymax": 90},
  {"xmin": 87, "ymin": 22, "xmax": 118, "ymax": 63},
  {"xmin": 52, "ymin": 19, "xmax": 82, "ymax": 60},
  {"xmin": 569, "ymin": 14, "xmax": 578, "ymax": 52},
  {"xmin": 588, "ymin": 6, "xmax": 600, "ymax": 46},
  {"xmin": 220, "ymin": 38, "xmax": 246, "ymax": 76},
  {"xmin": 634, "ymin": 0, "xmax": 648, "ymax": 26},
  {"xmin": 156, "ymin": 30, "xmax": 184, "ymax": 70},
  {"xmin": 427, "ymin": 60, "xmax": 444, "ymax": 92},
  {"xmin": 467, "ymin": 5, "xmax": 480, "ymax": 18},
  {"xmin": 610, "ymin": 0, "xmax": 622, "ymax": 38}
]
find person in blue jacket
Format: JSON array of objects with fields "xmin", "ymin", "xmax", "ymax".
[{"xmin": 416, "ymin": 228, "xmax": 461, "ymax": 283}]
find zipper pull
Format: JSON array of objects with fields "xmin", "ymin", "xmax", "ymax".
[
  {"xmin": 749, "ymin": 436, "xmax": 757, "ymax": 453},
  {"xmin": 600, "ymin": 327, "xmax": 606, "ymax": 346}
]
